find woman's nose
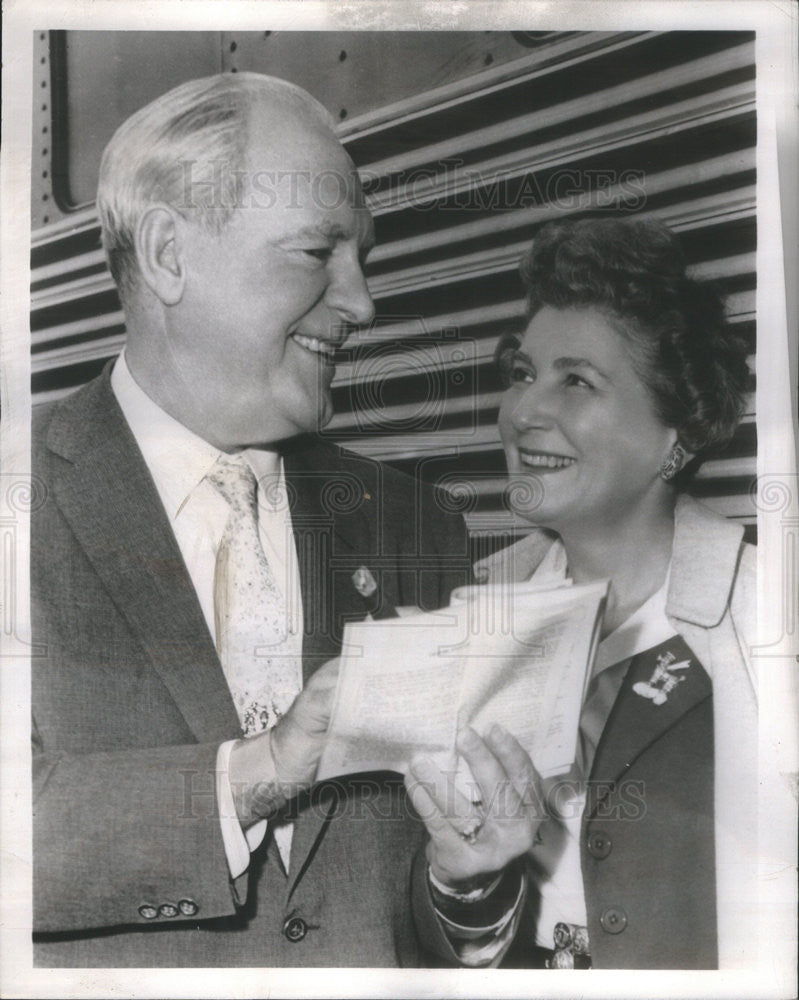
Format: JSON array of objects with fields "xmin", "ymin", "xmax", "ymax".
[{"xmin": 507, "ymin": 382, "xmax": 556, "ymax": 431}]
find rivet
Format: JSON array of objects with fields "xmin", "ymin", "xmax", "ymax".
[
  {"xmin": 484, "ymin": 53, "xmax": 494, "ymax": 66},
  {"xmin": 339, "ymin": 50, "xmax": 347, "ymax": 61},
  {"xmin": 339, "ymin": 108, "xmax": 347, "ymax": 120},
  {"xmin": 230, "ymin": 41, "xmax": 237, "ymax": 52}
]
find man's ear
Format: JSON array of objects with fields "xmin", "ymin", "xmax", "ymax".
[{"xmin": 135, "ymin": 205, "xmax": 185, "ymax": 306}]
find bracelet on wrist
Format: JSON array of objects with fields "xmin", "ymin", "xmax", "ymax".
[
  {"xmin": 428, "ymin": 866, "xmax": 502, "ymax": 901},
  {"xmin": 427, "ymin": 857, "xmax": 525, "ymax": 929}
]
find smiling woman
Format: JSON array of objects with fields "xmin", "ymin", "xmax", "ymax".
[
  {"xmin": 496, "ymin": 218, "xmax": 750, "ymax": 605},
  {"xmin": 482, "ymin": 216, "xmax": 757, "ymax": 969},
  {"xmin": 498, "ymin": 304, "xmax": 679, "ymax": 548}
]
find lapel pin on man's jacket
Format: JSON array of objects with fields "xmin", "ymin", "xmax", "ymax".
[{"xmin": 352, "ymin": 566, "xmax": 399, "ymax": 620}]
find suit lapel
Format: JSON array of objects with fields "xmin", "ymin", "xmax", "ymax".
[
  {"xmin": 588, "ymin": 634, "xmax": 712, "ymax": 812},
  {"xmin": 283, "ymin": 439, "xmax": 378, "ymax": 891},
  {"xmin": 48, "ymin": 371, "xmax": 240, "ymax": 743},
  {"xmin": 284, "ymin": 440, "xmax": 377, "ymax": 678}
]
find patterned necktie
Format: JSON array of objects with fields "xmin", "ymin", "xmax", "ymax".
[
  {"xmin": 208, "ymin": 453, "xmax": 301, "ymax": 873},
  {"xmin": 207, "ymin": 453, "xmax": 302, "ymax": 737}
]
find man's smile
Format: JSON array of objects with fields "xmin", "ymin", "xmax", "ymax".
[{"xmin": 291, "ymin": 331, "xmax": 339, "ymax": 361}]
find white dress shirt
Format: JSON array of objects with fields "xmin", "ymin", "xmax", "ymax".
[{"xmin": 111, "ymin": 353, "xmax": 303, "ymax": 877}]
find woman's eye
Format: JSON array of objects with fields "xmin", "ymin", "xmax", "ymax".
[
  {"xmin": 510, "ymin": 364, "xmax": 534, "ymax": 384},
  {"xmin": 565, "ymin": 372, "xmax": 593, "ymax": 389},
  {"xmin": 497, "ymin": 349, "xmax": 533, "ymax": 387}
]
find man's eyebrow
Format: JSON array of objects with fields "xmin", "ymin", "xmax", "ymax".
[{"xmin": 281, "ymin": 221, "xmax": 352, "ymax": 243}]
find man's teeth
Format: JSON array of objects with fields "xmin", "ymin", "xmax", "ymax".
[
  {"xmin": 519, "ymin": 452, "xmax": 575, "ymax": 469},
  {"xmin": 292, "ymin": 333, "xmax": 336, "ymax": 357}
]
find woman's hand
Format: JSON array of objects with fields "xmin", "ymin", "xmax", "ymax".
[{"xmin": 404, "ymin": 724, "xmax": 543, "ymax": 888}]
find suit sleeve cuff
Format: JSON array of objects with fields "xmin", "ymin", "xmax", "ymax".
[{"xmin": 215, "ymin": 740, "xmax": 267, "ymax": 879}]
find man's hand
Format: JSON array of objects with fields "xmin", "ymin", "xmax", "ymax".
[
  {"xmin": 228, "ymin": 658, "xmax": 339, "ymax": 827},
  {"xmin": 404, "ymin": 724, "xmax": 543, "ymax": 889}
]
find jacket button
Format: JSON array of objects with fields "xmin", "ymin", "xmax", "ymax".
[
  {"xmin": 158, "ymin": 902, "xmax": 179, "ymax": 918},
  {"xmin": 138, "ymin": 904, "xmax": 158, "ymax": 920},
  {"xmin": 600, "ymin": 906, "xmax": 628, "ymax": 934},
  {"xmin": 587, "ymin": 830, "xmax": 612, "ymax": 859},
  {"xmin": 283, "ymin": 916, "xmax": 308, "ymax": 942},
  {"xmin": 178, "ymin": 899, "xmax": 199, "ymax": 917}
]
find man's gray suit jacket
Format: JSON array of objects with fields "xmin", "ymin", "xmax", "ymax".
[{"xmin": 31, "ymin": 365, "xmax": 471, "ymax": 967}]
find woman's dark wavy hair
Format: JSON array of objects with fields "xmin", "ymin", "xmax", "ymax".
[{"xmin": 516, "ymin": 216, "xmax": 751, "ymax": 467}]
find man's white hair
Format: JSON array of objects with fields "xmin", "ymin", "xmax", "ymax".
[{"xmin": 97, "ymin": 72, "xmax": 336, "ymax": 297}]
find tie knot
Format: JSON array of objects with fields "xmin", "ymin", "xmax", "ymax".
[{"xmin": 207, "ymin": 453, "xmax": 258, "ymax": 514}]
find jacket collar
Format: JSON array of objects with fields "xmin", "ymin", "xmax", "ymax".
[
  {"xmin": 473, "ymin": 526, "xmax": 558, "ymax": 585},
  {"xmin": 666, "ymin": 494, "xmax": 745, "ymax": 628},
  {"xmin": 472, "ymin": 494, "xmax": 744, "ymax": 630},
  {"xmin": 44, "ymin": 364, "xmax": 242, "ymax": 743}
]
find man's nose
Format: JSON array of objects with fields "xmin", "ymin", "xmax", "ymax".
[{"xmin": 326, "ymin": 254, "xmax": 375, "ymax": 328}]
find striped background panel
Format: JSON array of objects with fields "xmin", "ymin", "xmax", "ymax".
[{"xmin": 30, "ymin": 29, "xmax": 757, "ymax": 547}]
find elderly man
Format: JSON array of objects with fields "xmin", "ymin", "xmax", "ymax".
[{"xmin": 32, "ymin": 73, "xmax": 537, "ymax": 968}]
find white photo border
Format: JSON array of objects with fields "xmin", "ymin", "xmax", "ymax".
[{"xmin": 2, "ymin": 2, "xmax": 796, "ymax": 998}]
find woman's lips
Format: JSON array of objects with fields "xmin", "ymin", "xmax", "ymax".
[{"xmin": 517, "ymin": 449, "xmax": 576, "ymax": 470}]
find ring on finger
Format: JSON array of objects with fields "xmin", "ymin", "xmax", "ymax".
[{"xmin": 458, "ymin": 817, "xmax": 484, "ymax": 845}]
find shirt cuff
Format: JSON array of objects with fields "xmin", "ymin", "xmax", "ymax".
[
  {"xmin": 215, "ymin": 740, "xmax": 267, "ymax": 879},
  {"xmin": 428, "ymin": 860, "xmax": 527, "ymax": 967}
]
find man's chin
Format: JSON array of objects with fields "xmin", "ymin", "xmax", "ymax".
[
  {"xmin": 215, "ymin": 390, "xmax": 334, "ymax": 448},
  {"xmin": 272, "ymin": 401, "xmax": 334, "ymax": 444}
]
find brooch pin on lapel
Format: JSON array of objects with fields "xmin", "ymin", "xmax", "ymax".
[
  {"xmin": 352, "ymin": 566, "xmax": 378, "ymax": 599},
  {"xmin": 352, "ymin": 566, "xmax": 399, "ymax": 620},
  {"xmin": 633, "ymin": 649, "xmax": 692, "ymax": 706}
]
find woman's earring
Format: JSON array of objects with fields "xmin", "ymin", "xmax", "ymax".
[{"xmin": 660, "ymin": 442, "xmax": 686, "ymax": 481}]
